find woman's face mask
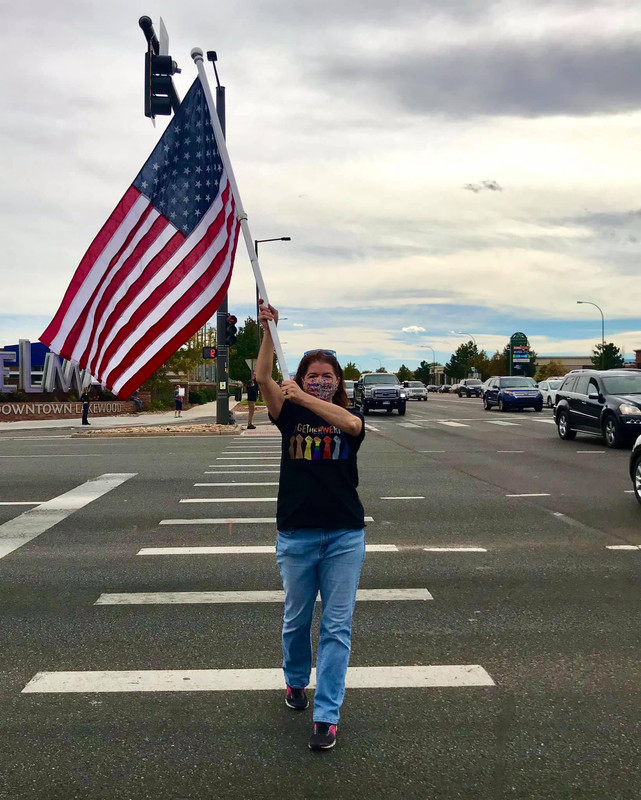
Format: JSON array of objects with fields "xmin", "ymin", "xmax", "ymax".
[{"xmin": 303, "ymin": 376, "xmax": 338, "ymax": 401}]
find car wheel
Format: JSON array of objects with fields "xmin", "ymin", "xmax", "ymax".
[
  {"xmin": 603, "ymin": 414, "xmax": 623, "ymax": 448},
  {"xmin": 386, "ymin": 408, "xmax": 393, "ymax": 414},
  {"xmin": 546, "ymin": 396, "xmax": 553, "ymax": 408},
  {"xmin": 632, "ymin": 454, "xmax": 641, "ymax": 506},
  {"xmin": 362, "ymin": 403, "xmax": 369, "ymax": 416},
  {"xmin": 557, "ymin": 410, "xmax": 576, "ymax": 440},
  {"xmin": 483, "ymin": 396, "xmax": 491, "ymax": 411},
  {"xmin": 398, "ymin": 403, "xmax": 406, "ymax": 416},
  {"xmin": 498, "ymin": 397, "xmax": 505, "ymax": 412},
  {"xmin": 534, "ymin": 404, "xmax": 543, "ymax": 412}
]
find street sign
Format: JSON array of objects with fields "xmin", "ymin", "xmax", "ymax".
[
  {"xmin": 245, "ymin": 359, "xmax": 257, "ymax": 374},
  {"xmin": 510, "ymin": 332, "xmax": 530, "ymax": 375}
]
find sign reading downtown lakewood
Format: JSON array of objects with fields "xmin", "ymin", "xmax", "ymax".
[{"xmin": 1, "ymin": 401, "xmax": 125, "ymax": 418}]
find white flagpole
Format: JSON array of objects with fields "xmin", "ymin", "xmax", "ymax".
[{"xmin": 190, "ymin": 48, "xmax": 290, "ymax": 381}]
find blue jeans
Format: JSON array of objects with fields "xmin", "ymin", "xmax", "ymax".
[{"xmin": 276, "ymin": 527, "xmax": 366, "ymax": 724}]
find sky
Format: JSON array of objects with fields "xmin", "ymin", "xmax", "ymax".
[{"xmin": 1, "ymin": 0, "xmax": 640, "ymax": 374}]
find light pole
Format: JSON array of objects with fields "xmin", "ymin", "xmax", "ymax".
[
  {"xmin": 374, "ymin": 357, "xmax": 383, "ymax": 371},
  {"xmin": 451, "ymin": 330, "xmax": 477, "ymax": 347},
  {"xmin": 577, "ymin": 301, "xmax": 605, "ymax": 369},
  {"xmin": 255, "ymin": 237, "xmax": 291, "ymax": 353},
  {"xmin": 425, "ymin": 345, "xmax": 436, "ymax": 383}
]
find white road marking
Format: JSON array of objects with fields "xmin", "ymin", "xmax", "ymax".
[
  {"xmin": 436, "ymin": 421, "xmax": 469, "ymax": 428},
  {"xmin": 95, "ymin": 588, "xmax": 433, "ymax": 605},
  {"xmin": 216, "ymin": 456, "xmax": 279, "ymax": 460},
  {"xmin": 505, "ymin": 493, "xmax": 551, "ymax": 498},
  {"xmin": 486, "ymin": 421, "xmax": 520, "ymax": 427},
  {"xmin": 159, "ymin": 516, "xmax": 375, "ymax": 526},
  {"xmin": 576, "ymin": 451, "xmax": 605, "ymax": 454},
  {"xmin": 0, "ymin": 454, "xmax": 104, "ymax": 459},
  {"xmin": 209, "ymin": 464, "xmax": 280, "ymax": 468},
  {"xmin": 0, "ymin": 474, "xmax": 136, "ymax": 560},
  {"xmin": 0, "ymin": 502, "xmax": 44, "ymax": 506},
  {"xmin": 497, "ymin": 451, "xmax": 524, "ymax": 454},
  {"xmin": 419, "ymin": 450, "xmax": 447, "ymax": 453},
  {"xmin": 194, "ymin": 482, "xmax": 279, "ymax": 487},
  {"xmin": 423, "ymin": 547, "xmax": 487, "ymax": 552},
  {"xmin": 179, "ymin": 498, "xmax": 277, "ymax": 504},
  {"xmin": 22, "ymin": 664, "xmax": 495, "ymax": 693},
  {"xmin": 398, "ymin": 422, "xmax": 421, "ymax": 428},
  {"xmin": 203, "ymin": 471, "xmax": 280, "ymax": 475},
  {"xmin": 624, "ymin": 490, "xmax": 635, "ymax": 494},
  {"xmin": 139, "ymin": 542, "xmax": 394, "ymax": 555},
  {"xmin": 364, "ymin": 423, "xmax": 380, "ymax": 432},
  {"xmin": 534, "ymin": 419, "xmax": 556, "ymax": 424},
  {"xmin": 381, "ymin": 496, "xmax": 425, "ymax": 500},
  {"xmin": 606, "ymin": 545, "xmax": 641, "ymax": 550}
]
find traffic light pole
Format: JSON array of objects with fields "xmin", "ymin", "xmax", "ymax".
[{"xmin": 214, "ymin": 82, "xmax": 230, "ymax": 425}]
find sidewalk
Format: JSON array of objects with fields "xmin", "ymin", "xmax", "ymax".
[{"xmin": 0, "ymin": 400, "xmax": 239, "ymax": 433}]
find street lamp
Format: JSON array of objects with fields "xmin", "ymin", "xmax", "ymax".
[
  {"xmin": 451, "ymin": 330, "xmax": 477, "ymax": 347},
  {"xmin": 255, "ymin": 238, "xmax": 291, "ymax": 351},
  {"xmin": 425, "ymin": 345, "xmax": 436, "ymax": 383},
  {"xmin": 577, "ymin": 301, "xmax": 605, "ymax": 369}
]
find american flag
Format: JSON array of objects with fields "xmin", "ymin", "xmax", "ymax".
[{"xmin": 40, "ymin": 78, "xmax": 240, "ymax": 398}]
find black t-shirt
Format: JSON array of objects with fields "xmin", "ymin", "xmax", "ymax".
[
  {"xmin": 246, "ymin": 382, "xmax": 259, "ymax": 402},
  {"xmin": 270, "ymin": 400, "xmax": 366, "ymax": 531},
  {"xmin": 81, "ymin": 392, "xmax": 90, "ymax": 404}
]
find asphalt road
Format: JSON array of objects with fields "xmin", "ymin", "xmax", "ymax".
[{"xmin": 0, "ymin": 396, "xmax": 639, "ymax": 800}]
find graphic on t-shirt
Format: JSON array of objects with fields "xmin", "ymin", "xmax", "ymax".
[{"xmin": 288, "ymin": 423, "xmax": 350, "ymax": 461}]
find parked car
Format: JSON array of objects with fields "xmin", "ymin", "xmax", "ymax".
[
  {"xmin": 402, "ymin": 380, "xmax": 428, "ymax": 401},
  {"xmin": 538, "ymin": 379, "xmax": 563, "ymax": 408},
  {"xmin": 344, "ymin": 380, "xmax": 355, "ymax": 404},
  {"xmin": 555, "ymin": 369, "xmax": 641, "ymax": 448},
  {"xmin": 629, "ymin": 434, "xmax": 641, "ymax": 505},
  {"xmin": 458, "ymin": 378, "xmax": 483, "ymax": 398},
  {"xmin": 480, "ymin": 378, "xmax": 491, "ymax": 398},
  {"xmin": 438, "ymin": 384, "xmax": 452, "ymax": 393},
  {"xmin": 483, "ymin": 376, "xmax": 543, "ymax": 412},
  {"xmin": 427, "ymin": 384, "xmax": 439, "ymax": 393},
  {"xmin": 354, "ymin": 373, "xmax": 406, "ymax": 415},
  {"xmin": 450, "ymin": 383, "xmax": 461, "ymax": 394}
]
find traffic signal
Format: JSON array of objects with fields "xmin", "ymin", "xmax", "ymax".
[
  {"xmin": 202, "ymin": 347, "xmax": 217, "ymax": 359},
  {"xmin": 144, "ymin": 52, "xmax": 180, "ymax": 118},
  {"xmin": 225, "ymin": 315, "xmax": 238, "ymax": 346}
]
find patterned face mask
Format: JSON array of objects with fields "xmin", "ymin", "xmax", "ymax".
[{"xmin": 303, "ymin": 376, "xmax": 338, "ymax": 401}]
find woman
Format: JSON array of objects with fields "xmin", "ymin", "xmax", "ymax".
[
  {"xmin": 255, "ymin": 300, "xmax": 366, "ymax": 751},
  {"xmin": 173, "ymin": 385, "xmax": 183, "ymax": 418}
]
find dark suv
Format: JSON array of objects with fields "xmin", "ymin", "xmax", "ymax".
[
  {"xmin": 555, "ymin": 369, "xmax": 641, "ymax": 448},
  {"xmin": 458, "ymin": 378, "xmax": 483, "ymax": 398},
  {"xmin": 483, "ymin": 376, "xmax": 543, "ymax": 412},
  {"xmin": 354, "ymin": 373, "xmax": 406, "ymax": 415}
]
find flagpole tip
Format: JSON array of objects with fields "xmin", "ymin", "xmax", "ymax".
[{"xmin": 191, "ymin": 47, "xmax": 204, "ymax": 63}]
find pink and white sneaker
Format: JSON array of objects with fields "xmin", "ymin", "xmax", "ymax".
[{"xmin": 309, "ymin": 722, "xmax": 337, "ymax": 750}]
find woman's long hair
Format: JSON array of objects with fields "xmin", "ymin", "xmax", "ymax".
[{"xmin": 294, "ymin": 352, "xmax": 350, "ymax": 408}]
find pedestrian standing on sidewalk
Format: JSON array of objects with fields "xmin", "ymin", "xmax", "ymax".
[
  {"xmin": 256, "ymin": 299, "xmax": 366, "ymax": 752},
  {"xmin": 80, "ymin": 388, "xmax": 91, "ymax": 425},
  {"xmin": 246, "ymin": 375, "xmax": 259, "ymax": 429},
  {"xmin": 174, "ymin": 385, "xmax": 183, "ymax": 418}
]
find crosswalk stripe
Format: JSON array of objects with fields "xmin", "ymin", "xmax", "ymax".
[
  {"xmin": 203, "ymin": 471, "xmax": 280, "ymax": 475},
  {"xmin": 0, "ymin": 473, "xmax": 136, "ymax": 560},
  {"xmin": 534, "ymin": 419, "xmax": 556, "ymax": 424},
  {"xmin": 159, "ymin": 516, "xmax": 375, "ymax": 526},
  {"xmin": 209, "ymin": 464, "xmax": 280, "ymax": 468},
  {"xmin": 423, "ymin": 547, "xmax": 487, "ymax": 552},
  {"xmin": 94, "ymin": 588, "xmax": 433, "ymax": 605},
  {"xmin": 216, "ymin": 456, "xmax": 278, "ymax": 460},
  {"xmin": 398, "ymin": 422, "xmax": 421, "ymax": 428},
  {"xmin": 194, "ymin": 483, "xmax": 279, "ymax": 487},
  {"xmin": 22, "ymin": 664, "xmax": 495, "ymax": 693},
  {"xmin": 486, "ymin": 421, "xmax": 520, "ymax": 427},
  {"xmin": 436, "ymin": 421, "xmax": 469, "ymax": 428},
  {"xmin": 0, "ymin": 502, "xmax": 43, "ymax": 506},
  {"xmin": 139, "ymin": 543, "xmax": 394, "ymax": 555},
  {"xmin": 381, "ymin": 496, "xmax": 425, "ymax": 500},
  {"xmin": 179, "ymin": 498, "xmax": 277, "ymax": 503},
  {"xmin": 606, "ymin": 545, "xmax": 641, "ymax": 550}
]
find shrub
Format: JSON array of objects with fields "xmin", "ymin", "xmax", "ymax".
[{"xmin": 189, "ymin": 391, "xmax": 203, "ymax": 404}]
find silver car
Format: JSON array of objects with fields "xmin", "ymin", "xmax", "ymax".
[
  {"xmin": 538, "ymin": 379, "xmax": 563, "ymax": 408},
  {"xmin": 402, "ymin": 380, "xmax": 428, "ymax": 401},
  {"xmin": 344, "ymin": 380, "xmax": 355, "ymax": 403}
]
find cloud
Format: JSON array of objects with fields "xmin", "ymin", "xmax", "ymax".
[
  {"xmin": 402, "ymin": 325, "xmax": 426, "ymax": 333},
  {"xmin": 292, "ymin": 323, "xmax": 304, "ymax": 327},
  {"xmin": 464, "ymin": 180, "xmax": 503, "ymax": 193}
]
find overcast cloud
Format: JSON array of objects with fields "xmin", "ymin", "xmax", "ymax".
[{"xmin": 1, "ymin": 0, "xmax": 640, "ymax": 372}]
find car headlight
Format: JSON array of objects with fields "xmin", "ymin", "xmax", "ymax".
[
  {"xmin": 619, "ymin": 404, "xmax": 641, "ymax": 415},
  {"xmin": 400, "ymin": 392, "xmax": 406, "ymax": 398},
  {"xmin": 364, "ymin": 389, "xmax": 372, "ymax": 397},
  {"xmin": 503, "ymin": 390, "xmax": 514, "ymax": 395}
]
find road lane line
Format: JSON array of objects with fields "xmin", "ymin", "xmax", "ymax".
[
  {"xmin": 0, "ymin": 502, "xmax": 44, "ymax": 506},
  {"xmin": 497, "ymin": 451, "xmax": 524, "ymax": 454},
  {"xmin": 505, "ymin": 493, "xmax": 551, "ymax": 498},
  {"xmin": 419, "ymin": 450, "xmax": 446, "ymax": 453},
  {"xmin": 436, "ymin": 421, "xmax": 469, "ymax": 428},
  {"xmin": 194, "ymin": 482, "xmax": 279, "ymax": 487},
  {"xmin": 0, "ymin": 454, "xmax": 105, "ymax": 459},
  {"xmin": 22, "ymin": 664, "xmax": 495, "ymax": 693},
  {"xmin": 203, "ymin": 471, "xmax": 280, "ymax": 475},
  {"xmin": 423, "ymin": 547, "xmax": 487, "ymax": 552},
  {"xmin": 139, "ymin": 543, "xmax": 394, "ymax": 555},
  {"xmin": 381, "ymin": 496, "xmax": 425, "ymax": 500},
  {"xmin": 364, "ymin": 424, "xmax": 380, "ymax": 432},
  {"xmin": 534, "ymin": 419, "xmax": 556, "ymax": 424},
  {"xmin": 159, "ymin": 515, "xmax": 375, "ymax": 525},
  {"xmin": 179, "ymin": 498, "xmax": 277, "ymax": 503},
  {"xmin": 398, "ymin": 423, "xmax": 421, "ymax": 428},
  {"xmin": 95, "ymin": 588, "xmax": 433, "ymax": 605},
  {"xmin": 606, "ymin": 545, "xmax": 641, "ymax": 550},
  {"xmin": 216, "ymin": 456, "xmax": 279, "ymax": 460},
  {"xmin": 0, "ymin": 474, "xmax": 136, "ymax": 560},
  {"xmin": 576, "ymin": 451, "xmax": 605, "ymax": 454},
  {"xmin": 486, "ymin": 421, "xmax": 520, "ymax": 427},
  {"xmin": 208, "ymin": 464, "xmax": 280, "ymax": 468}
]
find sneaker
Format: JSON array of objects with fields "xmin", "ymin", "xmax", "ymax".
[
  {"xmin": 247, "ymin": 424, "xmax": 256, "ymax": 430},
  {"xmin": 309, "ymin": 722, "xmax": 337, "ymax": 750},
  {"xmin": 285, "ymin": 685, "xmax": 309, "ymax": 710}
]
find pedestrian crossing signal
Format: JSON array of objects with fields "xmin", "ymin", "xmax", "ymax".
[{"xmin": 202, "ymin": 347, "xmax": 217, "ymax": 359}]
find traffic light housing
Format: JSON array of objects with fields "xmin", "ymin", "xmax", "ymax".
[
  {"xmin": 144, "ymin": 52, "xmax": 180, "ymax": 118},
  {"xmin": 225, "ymin": 315, "xmax": 238, "ymax": 346},
  {"xmin": 202, "ymin": 347, "xmax": 217, "ymax": 359}
]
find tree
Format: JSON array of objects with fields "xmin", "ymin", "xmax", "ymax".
[
  {"xmin": 414, "ymin": 360, "xmax": 437, "ymax": 384},
  {"xmin": 535, "ymin": 360, "xmax": 568, "ymax": 381},
  {"xmin": 229, "ymin": 316, "xmax": 260, "ymax": 382},
  {"xmin": 396, "ymin": 364, "xmax": 414, "ymax": 382},
  {"xmin": 444, "ymin": 341, "xmax": 478, "ymax": 380},
  {"xmin": 488, "ymin": 348, "xmax": 508, "ymax": 376},
  {"xmin": 343, "ymin": 362, "xmax": 361, "ymax": 380},
  {"xmin": 145, "ymin": 334, "xmax": 204, "ymax": 394},
  {"xmin": 375, "ymin": 366, "xmax": 388, "ymax": 373},
  {"xmin": 591, "ymin": 342, "xmax": 624, "ymax": 370}
]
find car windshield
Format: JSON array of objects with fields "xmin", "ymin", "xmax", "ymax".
[
  {"xmin": 344, "ymin": 380, "xmax": 354, "ymax": 387},
  {"xmin": 408, "ymin": 382, "xmax": 424, "ymax": 387},
  {"xmin": 499, "ymin": 378, "xmax": 533, "ymax": 388},
  {"xmin": 549, "ymin": 380, "xmax": 562, "ymax": 389},
  {"xmin": 602, "ymin": 374, "xmax": 641, "ymax": 395},
  {"xmin": 363, "ymin": 374, "xmax": 399, "ymax": 385},
  {"xmin": 466, "ymin": 380, "xmax": 481, "ymax": 385}
]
